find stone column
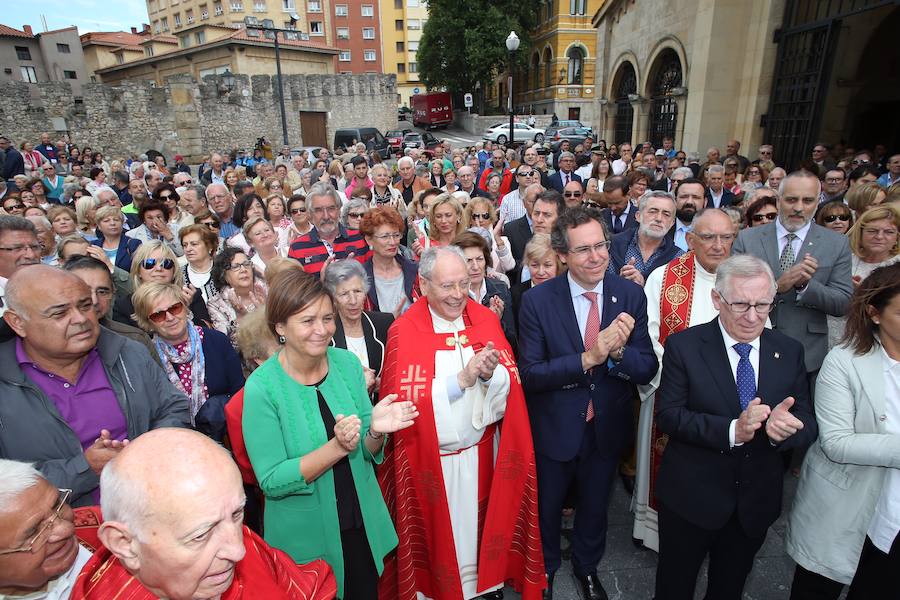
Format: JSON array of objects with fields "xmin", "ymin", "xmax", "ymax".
[
  {"xmin": 167, "ymin": 75, "xmax": 203, "ymax": 163},
  {"xmin": 674, "ymin": 94, "xmax": 688, "ymax": 150},
  {"xmin": 631, "ymin": 97, "xmax": 650, "ymax": 145}
]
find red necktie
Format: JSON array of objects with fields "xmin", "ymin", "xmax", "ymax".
[{"xmin": 583, "ymin": 291, "xmax": 599, "ymax": 421}]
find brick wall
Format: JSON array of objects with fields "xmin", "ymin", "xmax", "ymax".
[{"xmin": 0, "ymin": 72, "xmax": 397, "ymax": 162}]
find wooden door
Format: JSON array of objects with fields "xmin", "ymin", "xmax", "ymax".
[{"xmin": 299, "ymin": 111, "xmax": 327, "ymax": 147}]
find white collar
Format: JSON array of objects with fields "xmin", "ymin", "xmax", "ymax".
[
  {"xmin": 428, "ymin": 305, "xmax": 464, "ymax": 333},
  {"xmin": 775, "ymin": 217, "xmax": 812, "ymax": 242},
  {"xmin": 694, "ymin": 257, "xmax": 716, "ymax": 279},
  {"xmin": 567, "ymin": 272, "xmax": 604, "ymax": 299},
  {"xmin": 718, "ymin": 319, "xmax": 761, "ymax": 353}
]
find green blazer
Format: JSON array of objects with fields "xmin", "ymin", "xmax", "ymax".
[{"xmin": 242, "ymin": 347, "xmax": 398, "ymax": 598}]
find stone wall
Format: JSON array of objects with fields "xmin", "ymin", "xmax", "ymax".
[{"xmin": 0, "ymin": 73, "xmax": 397, "ymax": 162}]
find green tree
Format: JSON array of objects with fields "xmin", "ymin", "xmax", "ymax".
[{"xmin": 418, "ymin": 0, "xmax": 541, "ymax": 107}]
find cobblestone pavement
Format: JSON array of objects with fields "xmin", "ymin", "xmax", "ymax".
[{"xmin": 494, "ymin": 475, "xmax": 825, "ymax": 600}]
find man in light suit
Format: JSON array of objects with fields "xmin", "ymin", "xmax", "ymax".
[
  {"xmin": 519, "ymin": 206, "xmax": 658, "ymax": 600},
  {"xmin": 731, "ymin": 170, "xmax": 853, "ymax": 377},
  {"xmin": 654, "ymin": 254, "xmax": 817, "ymax": 600},
  {"xmin": 548, "ymin": 151, "xmax": 583, "ymax": 193}
]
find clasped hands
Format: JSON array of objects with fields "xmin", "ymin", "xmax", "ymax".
[
  {"xmin": 582, "ymin": 313, "xmax": 634, "ymax": 370},
  {"xmin": 333, "ymin": 394, "xmax": 419, "ymax": 454},
  {"xmin": 457, "ymin": 341, "xmax": 500, "ymax": 390},
  {"xmin": 777, "ymin": 254, "xmax": 817, "ymax": 293},
  {"xmin": 735, "ymin": 397, "xmax": 804, "ymax": 444}
]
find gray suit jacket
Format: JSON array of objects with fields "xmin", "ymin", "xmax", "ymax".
[
  {"xmin": 732, "ymin": 222, "xmax": 852, "ymax": 372},
  {"xmin": 785, "ymin": 344, "xmax": 900, "ymax": 583}
]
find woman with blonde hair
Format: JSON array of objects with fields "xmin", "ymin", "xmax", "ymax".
[
  {"xmin": 846, "ymin": 182, "xmax": 887, "ymax": 216},
  {"xmin": 75, "ymin": 196, "xmax": 98, "ymax": 241},
  {"xmin": 414, "ymin": 193, "xmax": 467, "ymax": 255},
  {"xmin": 244, "ymin": 216, "xmax": 286, "ymax": 273}
]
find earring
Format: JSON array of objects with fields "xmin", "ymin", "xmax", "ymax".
[
  {"xmin": 872, "ymin": 320, "xmax": 880, "ymax": 325},
  {"xmin": 278, "ymin": 335, "xmax": 286, "ymax": 344}
]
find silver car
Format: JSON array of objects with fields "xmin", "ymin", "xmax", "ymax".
[{"xmin": 482, "ymin": 122, "xmax": 545, "ymax": 145}]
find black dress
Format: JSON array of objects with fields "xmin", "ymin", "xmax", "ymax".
[{"xmin": 311, "ymin": 375, "xmax": 378, "ymax": 600}]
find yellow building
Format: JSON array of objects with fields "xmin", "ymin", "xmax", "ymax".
[
  {"xmin": 486, "ymin": 0, "xmax": 599, "ymax": 125},
  {"xmin": 81, "ymin": 29, "xmax": 152, "ymax": 82},
  {"xmin": 92, "ymin": 23, "xmax": 336, "ymax": 84},
  {"xmin": 379, "ymin": 0, "xmax": 428, "ymax": 107}
]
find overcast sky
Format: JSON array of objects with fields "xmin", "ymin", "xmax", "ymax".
[{"xmin": 6, "ymin": 1, "xmax": 149, "ymax": 34}]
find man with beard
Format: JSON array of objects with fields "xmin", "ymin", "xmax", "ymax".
[
  {"xmin": 599, "ymin": 176, "xmax": 638, "ymax": 235},
  {"xmin": 671, "ymin": 177, "xmax": 706, "ymax": 252},
  {"xmin": 633, "ymin": 208, "xmax": 736, "ymax": 551},
  {"xmin": 607, "ymin": 191, "xmax": 681, "ymax": 288},
  {"xmin": 732, "ymin": 170, "xmax": 852, "ymax": 381},
  {"xmin": 288, "ymin": 182, "xmax": 371, "ymax": 275},
  {"xmin": 0, "ymin": 266, "xmax": 189, "ymax": 506}
]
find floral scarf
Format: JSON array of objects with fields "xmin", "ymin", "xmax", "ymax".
[{"xmin": 155, "ymin": 325, "xmax": 207, "ymax": 424}]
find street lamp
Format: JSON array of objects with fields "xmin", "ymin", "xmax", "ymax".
[
  {"xmin": 506, "ymin": 31, "xmax": 520, "ymax": 147},
  {"xmin": 245, "ymin": 14, "xmax": 300, "ymax": 146},
  {"xmin": 220, "ymin": 68, "xmax": 235, "ymax": 93}
]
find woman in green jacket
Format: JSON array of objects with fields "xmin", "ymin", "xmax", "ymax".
[{"xmin": 243, "ymin": 267, "xmax": 419, "ymax": 599}]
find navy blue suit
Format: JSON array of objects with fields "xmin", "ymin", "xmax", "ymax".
[
  {"xmin": 518, "ymin": 272, "xmax": 657, "ymax": 575},
  {"xmin": 599, "ymin": 206, "xmax": 638, "ymax": 236},
  {"xmin": 548, "ymin": 170, "xmax": 582, "ymax": 193},
  {"xmin": 705, "ymin": 188, "xmax": 735, "ymax": 208}
]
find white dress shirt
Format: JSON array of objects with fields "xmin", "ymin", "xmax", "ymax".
[
  {"xmin": 775, "ymin": 218, "xmax": 811, "ymax": 259},
  {"xmin": 709, "ymin": 189, "xmax": 724, "ymax": 208},
  {"xmin": 719, "ymin": 320, "xmax": 760, "ymax": 448},
  {"xmin": 867, "ymin": 345, "xmax": 900, "ymax": 553},
  {"xmin": 568, "ymin": 272, "xmax": 604, "ymax": 348}
]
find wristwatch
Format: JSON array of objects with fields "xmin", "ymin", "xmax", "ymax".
[
  {"xmin": 610, "ymin": 347, "xmax": 625, "ymax": 362},
  {"xmin": 366, "ymin": 429, "xmax": 384, "ymax": 440}
]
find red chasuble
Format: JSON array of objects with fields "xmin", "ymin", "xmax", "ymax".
[
  {"xmin": 649, "ymin": 251, "xmax": 697, "ymax": 511},
  {"xmin": 71, "ymin": 507, "xmax": 337, "ymax": 600},
  {"xmin": 377, "ymin": 297, "xmax": 545, "ymax": 600}
]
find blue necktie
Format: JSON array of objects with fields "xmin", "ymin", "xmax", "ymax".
[{"xmin": 733, "ymin": 343, "xmax": 756, "ymax": 410}]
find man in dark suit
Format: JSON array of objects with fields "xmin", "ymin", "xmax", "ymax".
[
  {"xmin": 654, "ymin": 254, "xmax": 817, "ymax": 600},
  {"xmin": 519, "ymin": 206, "xmax": 658, "ymax": 600},
  {"xmin": 704, "ymin": 165, "xmax": 734, "ymax": 208},
  {"xmin": 731, "ymin": 170, "xmax": 852, "ymax": 377},
  {"xmin": 506, "ymin": 185, "xmax": 555, "ymax": 285},
  {"xmin": 548, "ymin": 151, "xmax": 582, "ymax": 193},
  {"xmin": 599, "ymin": 176, "xmax": 638, "ymax": 236}
]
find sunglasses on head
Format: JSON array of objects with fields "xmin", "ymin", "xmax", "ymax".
[
  {"xmin": 752, "ymin": 212, "xmax": 778, "ymax": 222},
  {"xmin": 141, "ymin": 257, "xmax": 175, "ymax": 270},
  {"xmin": 823, "ymin": 213, "xmax": 851, "ymax": 223},
  {"xmin": 148, "ymin": 302, "xmax": 185, "ymax": 324}
]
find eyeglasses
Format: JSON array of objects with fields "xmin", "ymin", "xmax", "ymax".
[
  {"xmin": 517, "ymin": 170, "xmax": 535, "ymax": 177},
  {"xmin": 348, "ymin": 212, "xmax": 366, "ymax": 219},
  {"xmin": 759, "ymin": 150, "xmax": 772, "ymax": 155},
  {"xmin": 148, "ymin": 302, "xmax": 185, "ymax": 324},
  {"xmin": 140, "ymin": 257, "xmax": 175, "ymax": 270},
  {"xmin": 824, "ymin": 177, "xmax": 844, "ymax": 184},
  {"xmin": 312, "ymin": 205, "xmax": 338, "ymax": 215},
  {"xmin": 0, "ymin": 489, "xmax": 72, "ymax": 556},
  {"xmin": 429, "ymin": 279, "xmax": 471, "ymax": 294},
  {"xmin": 568, "ymin": 240, "xmax": 611, "ymax": 257},
  {"xmin": 717, "ymin": 292, "xmax": 775, "ymax": 314},
  {"xmin": 823, "ymin": 214, "xmax": 851, "ymax": 223},
  {"xmin": 471, "ymin": 212, "xmax": 491, "ymax": 220},
  {"xmin": 225, "ymin": 261, "xmax": 253, "ymax": 271},
  {"xmin": 0, "ymin": 243, "xmax": 41, "ymax": 253},
  {"xmin": 693, "ymin": 233, "xmax": 737, "ymax": 243},
  {"xmin": 752, "ymin": 212, "xmax": 778, "ymax": 222},
  {"xmin": 564, "ymin": 191, "xmax": 583, "ymax": 198},
  {"xmin": 373, "ymin": 232, "xmax": 402, "ymax": 241}
]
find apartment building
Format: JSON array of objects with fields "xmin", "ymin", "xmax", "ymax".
[
  {"xmin": 379, "ymin": 0, "xmax": 427, "ymax": 106},
  {"xmin": 0, "ymin": 24, "xmax": 89, "ymax": 94}
]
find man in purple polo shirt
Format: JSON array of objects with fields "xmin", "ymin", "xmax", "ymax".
[{"xmin": 0, "ymin": 265, "xmax": 190, "ymax": 506}]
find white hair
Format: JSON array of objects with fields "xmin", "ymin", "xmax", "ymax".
[
  {"xmin": 0, "ymin": 460, "xmax": 43, "ymax": 512},
  {"xmin": 778, "ymin": 169, "xmax": 821, "ymax": 197},
  {"xmin": 205, "ymin": 182, "xmax": 228, "ymax": 199},
  {"xmin": 637, "ymin": 190, "xmax": 675, "ymax": 213},
  {"xmin": 100, "ymin": 455, "xmax": 150, "ymax": 541},
  {"xmin": 305, "ymin": 181, "xmax": 343, "ymax": 212},
  {"xmin": 419, "ymin": 245, "xmax": 466, "ymax": 280},
  {"xmin": 397, "ymin": 156, "xmax": 414, "ymax": 168},
  {"xmin": 715, "ymin": 254, "xmax": 776, "ymax": 296},
  {"xmin": 707, "ymin": 164, "xmax": 725, "ymax": 175}
]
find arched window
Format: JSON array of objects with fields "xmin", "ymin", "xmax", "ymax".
[
  {"xmin": 532, "ymin": 53, "xmax": 541, "ymax": 90},
  {"xmin": 543, "ymin": 48, "xmax": 553, "ymax": 88},
  {"xmin": 567, "ymin": 46, "xmax": 585, "ymax": 85},
  {"xmin": 613, "ymin": 62, "xmax": 637, "ymax": 146},
  {"xmin": 648, "ymin": 50, "xmax": 683, "ymax": 148}
]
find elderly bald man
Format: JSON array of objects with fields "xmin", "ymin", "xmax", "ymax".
[
  {"xmin": 0, "ymin": 459, "xmax": 92, "ymax": 599},
  {"xmin": 0, "ymin": 265, "xmax": 190, "ymax": 507},
  {"xmin": 72, "ymin": 428, "xmax": 337, "ymax": 600}
]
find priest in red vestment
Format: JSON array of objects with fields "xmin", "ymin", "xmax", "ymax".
[
  {"xmin": 70, "ymin": 428, "xmax": 337, "ymax": 600},
  {"xmin": 377, "ymin": 246, "xmax": 545, "ymax": 600}
]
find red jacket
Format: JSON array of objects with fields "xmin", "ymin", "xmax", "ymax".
[{"xmin": 478, "ymin": 168, "xmax": 514, "ymax": 197}]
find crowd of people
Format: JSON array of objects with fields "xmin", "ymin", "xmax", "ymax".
[{"xmin": 0, "ymin": 128, "xmax": 898, "ymax": 600}]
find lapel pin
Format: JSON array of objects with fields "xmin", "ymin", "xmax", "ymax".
[
  {"xmin": 611, "ymin": 295, "xmax": 617, "ymax": 303},
  {"xmin": 774, "ymin": 352, "xmax": 780, "ymax": 359}
]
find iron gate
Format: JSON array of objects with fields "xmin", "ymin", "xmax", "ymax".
[{"xmin": 613, "ymin": 63, "xmax": 637, "ymax": 146}]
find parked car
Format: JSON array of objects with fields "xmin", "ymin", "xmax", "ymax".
[
  {"xmin": 548, "ymin": 126, "xmax": 595, "ymax": 151},
  {"xmin": 482, "ymin": 122, "xmax": 545, "ymax": 145},
  {"xmin": 386, "ymin": 129, "xmax": 413, "ymax": 154},
  {"xmin": 400, "ymin": 131, "xmax": 443, "ymax": 157},
  {"xmin": 398, "ymin": 106, "xmax": 413, "ymax": 121},
  {"xmin": 333, "ymin": 127, "xmax": 391, "ymax": 159}
]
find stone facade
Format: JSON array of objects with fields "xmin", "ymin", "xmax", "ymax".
[{"xmin": 0, "ymin": 73, "xmax": 396, "ymax": 162}]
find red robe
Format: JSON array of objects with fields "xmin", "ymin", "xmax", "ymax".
[
  {"xmin": 71, "ymin": 507, "xmax": 337, "ymax": 600},
  {"xmin": 377, "ymin": 298, "xmax": 545, "ymax": 600}
]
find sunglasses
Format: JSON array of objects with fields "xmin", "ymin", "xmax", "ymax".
[
  {"xmin": 148, "ymin": 302, "xmax": 185, "ymax": 324},
  {"xmin": 4, "ymin": 204, "xmax": 25, "ymax": 211},
  {"xmin": 290, "ymin": 207, "xmax": 307, "ymax": 214},
  {"xmin": 348, "ymin": 212, "xmax": 366, "ymax": 219},
  {"xmin": 200, "ymin": 221, "xmax": 219, "ymax": 228},
  {"xmin": 141, "ymin": 257, "xmax": 175, "ymax": 270},
  {"xmin": 823, "ymin": 213, "xmax": 851, "ymax": 223},
  {"xmin": 517, "ymin": 170, "xmax": 535, "ymax": 177},
  {"xmin": 752, "ymin": 212, "xmax": 778, "ymax": 222},
  {"xmin": 471, "ymin": 212, "xmax": 491, "ymax": 220},
  {"xmin": 564, "ymin": 191, "xmax": 583, "ymax": 198}
]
